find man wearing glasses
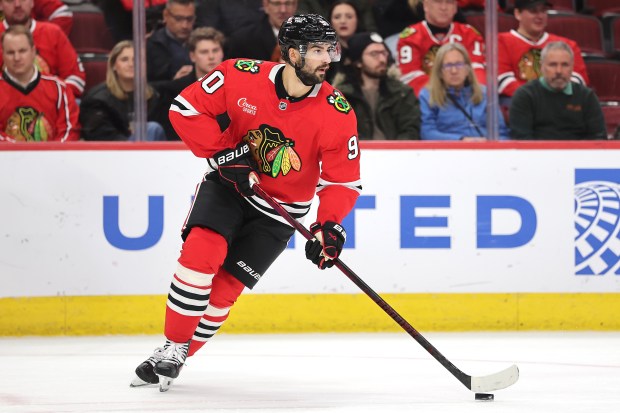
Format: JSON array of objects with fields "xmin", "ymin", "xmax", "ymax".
[
  {"xmin": 335, "ymin": 32, "xmax": 420, "ymax": 140},
  {"xmin": 226, "ymin": 0, "xmax": 298, "ymax": 61},
  {"xmin": 147, "ymin": 0, "xmax": 195, "ymax": 82}
]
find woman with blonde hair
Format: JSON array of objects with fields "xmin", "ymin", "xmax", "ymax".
[
  {"xmin": 79, "ymin": 40, "xmax": 167, "ymax": 141},
  {"xmin": 419, "ymin": 42, "xmax": 509, "ymax": 140}
]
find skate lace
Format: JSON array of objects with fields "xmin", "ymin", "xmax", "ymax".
[
  {"xmin": 160, "ymin": 341, "xmax": 189, "ymax": 366},
  {"xmin": 146, "ymin": 346, "xmax": 166, "ymax": 365}
]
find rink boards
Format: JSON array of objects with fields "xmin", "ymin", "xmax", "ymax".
[{"xmin": 1, "ymin": 141, "xmax": 619, "ymax": 335}]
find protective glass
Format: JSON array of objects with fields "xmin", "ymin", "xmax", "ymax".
[{"xmin": 298, "ymin": 42, "xmax": 341, "ymax": 63}]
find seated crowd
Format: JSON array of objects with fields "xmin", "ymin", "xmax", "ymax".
[{"xmin": 0, "ymin": 0, "xmax": 618, "ymax": 142}]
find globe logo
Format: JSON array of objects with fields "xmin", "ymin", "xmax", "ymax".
[{"xmin": 574, "ymin": 180, "xmax": 620, "ymax": 275}]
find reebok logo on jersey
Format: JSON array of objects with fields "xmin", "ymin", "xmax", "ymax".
[
  {"xmin": 237, "ymin": 260, "xmax": 261, "ymax": 281},
  {"xmin": 237, "ymin": 98, "xmax": 257, "ymax": 115}
]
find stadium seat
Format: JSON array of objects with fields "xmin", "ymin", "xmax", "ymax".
[
  {"xmin": 546, "ymin": 12, "xmax": 606, "ymax": 57},
  {"xmin": 80, "ymin": 53, "xmax": 108, "ymax": 94},
  {"xmin": 601, "ymin": 104, "xmax": 620, "ymax": 139},
  {"xmin": 464, "ymin": 12, "xmax": 518, "ymax": 35},
  {"xmin": 585, "ymin": 59, "xmax": 620, "ymax": 102},
  {"xmin": 548, "ymin": 0, "xmax": 576, "ymax": 12},
  {"xmin": 70, "ymin": 9, "xmax": 115, "ymax": 54},
  {"xmin": 605, "ymin": 14, "xmax": 620, "ymax": 57},
  {"xmin": 582, "ymin": 0, "xmax": 620, "ymax": 17}
]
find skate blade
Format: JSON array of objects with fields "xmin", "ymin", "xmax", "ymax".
[
  {"xmin": 157, "ymin": 375, "xmax": 174, "ymax": 392},
  {"xmin": 130, "ymin": 376, "xmax": 156, "ymax": 387}
]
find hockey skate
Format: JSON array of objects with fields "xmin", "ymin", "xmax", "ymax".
[
  {"xmin": 130, "ymin": 342, "xmax": 170, "ymax": 387},
  {"xmin": 154, "ymin": 340, "xmax": 190, "ymax": 392}
]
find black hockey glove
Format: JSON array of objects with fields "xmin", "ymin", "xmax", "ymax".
[
  {"xmin": 213, "ymin": 142, "xmax": 258, "ymax": 197},
  {"xmin": 305, "ymin": 221, "xmax": 346, "ymax": 270}
]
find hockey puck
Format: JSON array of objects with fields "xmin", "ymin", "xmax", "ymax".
[{"xmin": 475, "ymin": 393, "xmax": 494, "ymax": 401}]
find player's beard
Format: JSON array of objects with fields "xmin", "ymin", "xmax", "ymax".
[{"xmin": 294, "ymin": 61, "xmax": 329, "ymax": 86}]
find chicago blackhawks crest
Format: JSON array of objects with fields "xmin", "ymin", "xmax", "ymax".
[
  {"xmin": 327, "ymin": 89, "xmax": 352, "ymax": 114},
  {"xmin": 5, "ymin": 107, "xmax": 52, "ymax": 142},
  {"xmin": 243, "ymin": 124, "xmax": 301, "ymax": 178},
  {"xmin": 234, "ymin": 59, "xmax": 262, "ymax": 74}
]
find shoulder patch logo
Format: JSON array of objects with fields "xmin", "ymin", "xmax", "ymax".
[
  {"xmin": 399, "ymin": 27, "xmax": 415, "ymax": 39},
  {"xmin": 327, "ymin": 89, "xmax": 352, "ymax": 114},
  {"xmin": 243, "ymin": 124, "xmax": 302, "ymax": 178},
  {"xmin": 234, "ymin": 59, "xmax": 262, "ymax": 74}
]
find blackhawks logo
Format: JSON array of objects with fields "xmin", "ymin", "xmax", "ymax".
[
  {"xmin": 327, "ymin": 89, "xmax": 352, "ymax": 114},
  {"xmin": 422, "ymin": 45, "xmax": 440, "ymax": 74},
  {"xmin": 243, "ymin": 124, "xmax": 301, "ymax": 178},
  {"xmin": 518, "ymin": 48, "xmax": 542, "ymax": 81},
  {"xmin": 399, "ymin": 27, "xmax": 415, "ymax": 39},
  {"xmin": 234, "ymin": 59, "xmax": 262, "ymax": 74},
  {"xmin": 5, "ymin": 107, "xmax": 52, "ymax": 142}
]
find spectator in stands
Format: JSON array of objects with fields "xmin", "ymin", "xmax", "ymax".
[
  {"xmin": 154, "ymin": 27, "xmax": 229, "ymax": 140},
  {"xmin": 0, "ymin": 25, "xmax": 79, "ymax": 142},
  {"xmin": 497, "ymin": 0, "xmax": 589, "ymax": 99},
  {"xmin": 146, "ymin": 0, "xmax": 195, "ymax": 82},
  {"xmin": 419, "ymin": 43, "xmax": 509, "ymax": 140},
  {"xmin": 80, "ymin": 40, "xmax": 167, "ymax": 141},
  {"xmin": 95, "ymin": 0, "xmax": 166, "ymax": 42},
  {"xmin": 0, "ymin": 0, "xmax": 86, "ymax": 97},
  {"xmin": 372, "ymin": 0, "xmax": 469, "ymax": 39},
  {"xmin": 326, "ymin": 0, "xmax": 363, "ymax": 83},
  {"xmin": 297, "ymin": 0, "xmax": 376, "ymax": 32},
  {"xmin": 397, "ymin": 0, "xmax": 486, "ymax": 97},
  {"xmin": 195, "ymin": 0, "xmax": 263, "ymax": 38},
  {"xmin": 335, "ymin": 32, "xmax": 420, "ymax": 140},
  {"xmin": 32, "ymin": 0, "xmax": 72, "ymax": 35},
  {"xmin": 509, "ymin": 41, "xmax": 605, "ymax": 140},
  {"xmin": 226, "ymin": 0, "xmax": 298, "ymax": 62},
  {"xmin": 1, "ymin": 0, "xmax": 72, "ymax": 35}
]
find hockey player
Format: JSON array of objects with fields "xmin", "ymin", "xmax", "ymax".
[
  {"xmin": 497, "ymin": 0, "xmax": 589, "ymax": 98},
  {"xmin": 0, "ymin": 25, "xmax": 79, "ymax": 142},
  {"xmin": 396, "ymin": 0, "xmax": 486, "ymax": 97},
  {"xmin": 131, "ymin": 13, "xmax": 361, "ymax": 391}
]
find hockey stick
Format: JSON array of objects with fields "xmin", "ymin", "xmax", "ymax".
[{"xmin": 251, "ymin": 181, "xmax": 519, "ymax": 393}]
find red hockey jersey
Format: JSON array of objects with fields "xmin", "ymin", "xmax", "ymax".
[
  {"xmin": 397, "ymin": 21, "xmax": 486, "ymax": 96},
  {"xmin": 0, "ymin": 70, "xmax": 79, "ymax": 142},
  {"xmin": 498, "ymin": 30, "xmax": 590, "ymax": 97},
  {"xmin": 170, "ymin": 59, "xmax": 362, "ymax": 226},
  {"xmin": 0, "ymin": 20, "xmax": 86, "ymax": 97},
  {"xmin": 33, "ymin": 0, "xmax": 73, "ymax": 36}
]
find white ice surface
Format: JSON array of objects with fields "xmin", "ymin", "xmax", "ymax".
[{"xmin": 1, "ymin": 332, "xmax": 619, "ymax": 412}]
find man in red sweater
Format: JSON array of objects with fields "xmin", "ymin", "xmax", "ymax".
[
  {"xmin": 0, "ymin": 25, "xmax": 79, "ymax": 142},
  {"xmin": 497, "ymin": 0, "xmax": 589, "ymax": 98},
  {"xmin": 0, "ymin": 0, "xmax": 85, "ymax": 97},
  {"xmin": 397, "ymin": 0, "xmax": 486, "ymax": 96}
]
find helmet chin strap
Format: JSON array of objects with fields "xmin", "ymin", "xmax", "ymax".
[{"xmin": 293, "ymin": 55, "xmax": 317, "ymax": 87}]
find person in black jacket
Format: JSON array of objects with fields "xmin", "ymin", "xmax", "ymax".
[
  {"xmin": 79, "ymin": 41, "xmax": 166, "ymax": 141},
  {"xmin": 146, "ymin": 0, "xmax": 195, "ymax": 81},
  {"xmin": 226, "ymin": 0, "xmax": 298, "ymax": 61},
  {"xmin": 153, "ymin": 27, "xmax": 230, "ymax": 140}
]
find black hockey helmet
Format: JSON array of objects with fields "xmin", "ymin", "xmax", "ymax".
[{"xmin": 278, "ymin": 14, "xmax": 340, "ymax": 63}]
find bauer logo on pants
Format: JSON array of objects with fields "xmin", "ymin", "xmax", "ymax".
[{"xmin": 574, "ymin": 169, "xmax": 620, "ymax": 275}]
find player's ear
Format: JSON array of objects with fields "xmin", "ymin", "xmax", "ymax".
[{"xmin": 289, "ymin": 47, "xmax": 301, "ymax": 65}]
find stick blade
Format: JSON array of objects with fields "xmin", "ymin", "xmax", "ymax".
[{"xmin": 470, "ymin": 364, "xmax": 519, "ymax": 392}]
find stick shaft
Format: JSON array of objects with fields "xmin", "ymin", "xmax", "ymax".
[{"xmin": 251, "ymin": 183, "xmax": 472, "ymax": 389}]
